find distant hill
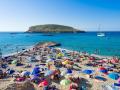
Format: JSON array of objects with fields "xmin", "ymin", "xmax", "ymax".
[{"xmin": 27, "ymin": 24, "xmax": 84, "ymax": 33}]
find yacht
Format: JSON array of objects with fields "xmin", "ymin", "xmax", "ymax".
[
  {"xmin": 97, "ymin": 33, "xmax": 105, "ymax": 37},
  {"xmin": 97, "ymin": 24, "xmax": 105, "ymax": 37}
]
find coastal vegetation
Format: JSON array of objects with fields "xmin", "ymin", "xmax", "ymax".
[{"xmin": 27, "ymin": 24, "xmax": 84, "ymax": 33}]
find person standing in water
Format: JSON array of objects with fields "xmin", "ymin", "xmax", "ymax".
[{"xmin": 0, "ymin": 48, "xmax": 2, "ymax": 61}]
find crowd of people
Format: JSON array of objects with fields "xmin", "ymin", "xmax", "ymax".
[{"xmin": 0, "ymin": 42, "xmax": 120, "ymax": 90}]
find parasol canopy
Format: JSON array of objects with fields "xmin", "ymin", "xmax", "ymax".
[
  {"xmin": 60, "ymin": 79, "xmax": 71, "ymax": 86},
  {"xmin": 108, "ymin": 72, "xmax": 119, "ymax": 80}
]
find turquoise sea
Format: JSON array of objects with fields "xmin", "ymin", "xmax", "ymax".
[{"xmin": 0, "ymin": 32, "xmax": 120, "ymax": 56}]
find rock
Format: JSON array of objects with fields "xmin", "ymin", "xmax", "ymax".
[{"xmin": 35, "ymin": 41, "xmax": 61, "ymax": 47}]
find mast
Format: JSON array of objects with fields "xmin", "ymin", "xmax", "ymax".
[{"xmin": 98, "ymin": 24, "xmax": 101, "ymax": 32}]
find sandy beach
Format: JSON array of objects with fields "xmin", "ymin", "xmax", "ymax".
[{"xmin": 0, "ymin": 42, "xmax": 120, "ymax": 90}]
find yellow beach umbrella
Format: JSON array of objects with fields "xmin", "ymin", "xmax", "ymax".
[{"xmin": 62, "ymin": 61, "xmax": 69, "ymax": 65}]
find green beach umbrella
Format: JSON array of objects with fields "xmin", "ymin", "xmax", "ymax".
[
  {"xmin": 60, "ymin": 79, "xmax": 71, "ymax": 86},
  {"xmin": 11, "ymin": 60, "xmax": 17, "ymax": 64}
]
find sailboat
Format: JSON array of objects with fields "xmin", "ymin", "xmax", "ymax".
[
  {"xmin": 97, "ymin": 33, "xmax": 105, "ymax": 37},
  {"xmin": 97, "ymin": 25, "xmax": 105, "ymax": 37}
]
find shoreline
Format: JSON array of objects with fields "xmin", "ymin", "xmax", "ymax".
[
  {"xmin": 2, "ymin": 45, "xmax": 34, "ymax": 57},
  {"xmin": 2, "ymin": 44, "xmax": 113, "ymax": 59}
]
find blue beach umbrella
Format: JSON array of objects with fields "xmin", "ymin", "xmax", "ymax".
[
  {"xmin": 21, "ymin": 71, "xmax": 30, "ymax": 76},
  {"xmin": 82, "ymin": 69, "xmax": 94, "ymax": 75},
  {"xmin": 31, "ymin": 75, "xmax": 40, "ymax": 81},
  {"xmin": 44, "ymin": 70, "xmax": 54, "ymax": 76},
  {"xmin": 108, "ymin": 73, "xmax": 119, "ymax": 80},
  {"xmin": 67, "ymin": 69, "xmax": 72, "ymax": 74},
  {"xmin": 31, "ymin": 67, "xmax": 40, "ymax": 75},
  {"xmin": 100, "ymin": 69, "xmax": 108, "ymax": 74},
  {"xmin": 34, "ymin": 66, "xmax": 40, "ymax": 70},
  {"xmin": 95, "ymin": 76, "xmax": 106, "ymax": 81},
  {"xmin": 7, "ymin": 69, "xmax": 15, "ymax": 75},
  {"xmin": 46, "ymin": 58, "xmax": 54, "ymax": 63}
]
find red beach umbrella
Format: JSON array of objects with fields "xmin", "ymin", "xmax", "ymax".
[
  {"xmin": 89, "ymin": 56, "xmax": 95, "ymax": 61},
  {"xmin": 38, "ymin": 80, "xmax": 48, "ymax": 87},
  {"xmin": 99, "ymin": 67, "xmax": 106, "ymax": 70},
  {"xmin": 99, "ymin": 60, "xmax": 106, "ymax": 63},
  {"xmin": 111, "ymin": 59, "xmax": 119, "ymax": 63}
]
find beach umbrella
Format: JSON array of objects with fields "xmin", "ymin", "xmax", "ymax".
[
  {"xmin": 67, "ymin": 69, "xmax": 72, "ymax": 74},
  {"xmin": 70, "ymin": 83, "xmax": 78, "ymax": 89},
  {"xmin": 99, "ymin": 60, "xmax": 106, "ymax": 63},
  {"xmin": 102, "ymin": 58, "xmax": 108, "ymax": 61},
  {"xmin": 16, "ymin": 77, "xmax": 25, "ymax": 82},
  {"xmin": 57, "ymin": 53, "xmax": 64, "ymax": 58},
  {"xmin": 35, "ymin": 55, "xmax": 41, "ymax": 60},
  {"xmin": 34, "ymin": 66, "xmax": 40, "ymax": 69},
  {"xmin": 111, "ymin": 59, "xmax": 119, "ymax": 63},
  {"xmin": 31, "ymin": 75, "xmax": 41, "ymax": 84},
  {"xmin": 21, "ymin": 71, "xmax": 30, "ymax": 76},
  {"xmin": 38, "ymin": 80, "xmax": 48, "ymax": 87},
  {"xmin": 7, "ymin": 69, "xmax": 15, "ymax": 74},
  {"xmin": 82, "ymin": 69, "xmax": 94, "ymax": 75},
  {"xmin": 65, "ymin": 74, "xmax": 72, "ymax": 79},
  {"xmin": 31, "ymin": 67, "xmax": 40, "ymax": 75},
  {"xmin": 31, "ymin": 75, "xmax": 40, "ymax": 80},
  {"xmin": 89, "ymin": 56, "xmax": 95, "ymax": 61},
  {"xmin": 100, "ymin": 69, "xmax": 108, "ymax": 74},
  {"xmin": 108, "ymin": 73, "xmax": 119, "ymax": 80},
  {"xmin": 60, "ymin": 79, "xmax": 71, "ymax": 86},
  {"xmin": 62, "ymin": 60, "xmax": 69, "ymax": 65},
  {"xmin": 99, "ymin": 67, "xmax": 108, "ymax": 74},
  {"xmin": 11, "ymin": 60, "xmax": 17, "ymax": 64},
  {"xmin": 46, "ymin": 58, "xmax": 54, "ymax": 63},
  {"xmin": 98, "ymin": 67, "xmax": 106, "ymax": 71},
  {"xmin": 61, "ymin": 71, "xmax": 67, "ymax": 76},
  {"xmin": 95, "ymin": 76, "xmax": 106, "ymax": 81},
  {"xmin": 117, "ymin": 78, "xmax": 120, "ymax": 84},
  {"xmin": 44, "ymin": 70, "xmax": 54, "ymax": 76}
]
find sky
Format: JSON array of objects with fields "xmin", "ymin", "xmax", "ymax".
[{"xmin": 0, "ymin": 0, "xmax": 120, "ymax": 32}]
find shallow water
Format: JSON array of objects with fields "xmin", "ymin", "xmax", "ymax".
[{"xmin": 0, "ymin": 32, "xmax": 120, "ymax": 56}]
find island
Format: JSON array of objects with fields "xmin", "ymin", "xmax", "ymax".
[{"xmin": 27, "ymin": 24, "xmax": 84, "ymax": 33}]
